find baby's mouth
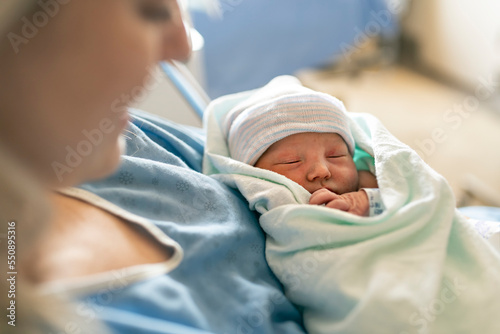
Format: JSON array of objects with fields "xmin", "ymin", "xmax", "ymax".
[
  {"xmin": 309, "ymin": 185, "xmax": 338, "ymax": 194},
  {"xmin": 322, "ymin": 186, "xmax": 337, "ymax": 193}
]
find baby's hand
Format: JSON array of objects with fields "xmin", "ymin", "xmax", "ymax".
[{"xmin": 309, "ymin": 188, "xmax": 369, "ymax": 216}]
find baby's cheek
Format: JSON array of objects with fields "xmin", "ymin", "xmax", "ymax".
[
  {"xmin": 276, "ymin": 169, "xmax": 308, "ymax": 190},
  {"xmin": 349, "ymin": 174, "xmax": 360, "ymax": 192},
  {"xmin": 354, "ymin": 169, "xmax": 361, "ymax": 189},
  {"xmin": 283, "ymin": 172, "xmax": 304, "ymax": 187},
  {"xmin": 343, "ymin": 166, "xmax": 360, "ymax": 192}
]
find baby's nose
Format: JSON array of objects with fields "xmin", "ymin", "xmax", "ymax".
[{"xmin": 307, "ymin": 161, "xmax": 331, "ymax": 181}]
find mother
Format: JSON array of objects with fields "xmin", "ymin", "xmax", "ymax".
[{"xmin": 0, "ymin": 1, "xmax": 304, "ymax": 333}]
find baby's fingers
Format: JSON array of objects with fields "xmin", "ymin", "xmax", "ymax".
[
  {"xmin": 309, "ymin": 188, "xmax": 339, "ymax": 205},
  {"xmin": 326, "ymin": 199, "xmax": 350, "ymax": 212}
]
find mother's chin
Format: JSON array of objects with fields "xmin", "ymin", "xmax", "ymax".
[{"xmin": 50, "ymin": 130, "xmax": 128, "ymax": 188}]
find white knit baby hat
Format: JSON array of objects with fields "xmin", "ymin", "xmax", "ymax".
[{"xmin": 223, "ymin": 75, "xmax": 355, "ymax": 165}]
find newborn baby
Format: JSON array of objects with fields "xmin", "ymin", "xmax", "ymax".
[
  {"xmin": 254, "ymin": 132, "xmax": 378, "ymax": 216},
  {"xmin": 223, "ymin": 77, "xmax": 384, "ymax": 216},
  {"xmin": 206, "ymin": 76, "xmax": 500, "ymax": 334}
]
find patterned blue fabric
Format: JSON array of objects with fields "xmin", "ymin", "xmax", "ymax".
[{"xmin": 77, "ymin": 109, "xmax": 305, "ymax": 334}]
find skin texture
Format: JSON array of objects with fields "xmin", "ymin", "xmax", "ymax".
[
  {"xmin": 24, "ymin": 192, "xmax": 174, "ymax": 283},
  {"xmin": 0, "ymin": 0, "xmax": 190, "ymax": 187},
  {"xmin": 0, "ymin": 0, "xmax": 191, "ymax": 283},
  {"xmin": 255, "ymin": 132, "xmax": 378, "ymax": 216}
]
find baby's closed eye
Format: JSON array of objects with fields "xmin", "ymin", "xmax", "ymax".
[
  {"xmin": 326, "ymin": 147, "xmax": 348, "ymax": 159},
  {"xmin": 280, "ymin": 159, "xmax": 301, "ymax": 165},
  {"xmin": 273, "ymin": 155, "xmax": 302, "ymax": 165}
]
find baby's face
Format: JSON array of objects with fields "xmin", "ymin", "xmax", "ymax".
[{"xmin": 255, "ymin": 132, "xmax": 359, "ymax": 194}]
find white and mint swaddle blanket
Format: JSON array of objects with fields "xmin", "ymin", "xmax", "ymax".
[{"xmin": 202, "ymin": 80, "xmax": 500, "ymax": 334}]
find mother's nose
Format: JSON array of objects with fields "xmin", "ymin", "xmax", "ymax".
[
  {"xmin": 160, "ymin": 1, "xmax": 192, "ymax": 62},
  {"xmin": 306, "ymin": 160, "xmax": 332, "ymax": 182}
]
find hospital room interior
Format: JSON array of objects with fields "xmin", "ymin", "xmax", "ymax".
[
  {"xmin": 140, "ymin": 0, "xmax": 500, "ymax": 207},
  {"xmin": 3, "ymin": 0, "xmax": 500, "ymax": 333}
]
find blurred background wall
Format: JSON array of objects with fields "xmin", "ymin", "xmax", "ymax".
[
  {"xmin": 402, "ymin": 0, "xmax": 500, "ymax": 92},
  {"xmin": 135, "ymin": 0, "xmax": 500, "ymax": 206}
]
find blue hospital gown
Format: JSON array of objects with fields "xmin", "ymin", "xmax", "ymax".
[{"xmin": 77, "ymin": 109, "xmax": 306, "ymax": 334}]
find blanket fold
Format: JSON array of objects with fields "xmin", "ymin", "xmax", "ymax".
[{"xmin": 203, "ymin": 79, "xmax": 500, "ymax": 334}]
